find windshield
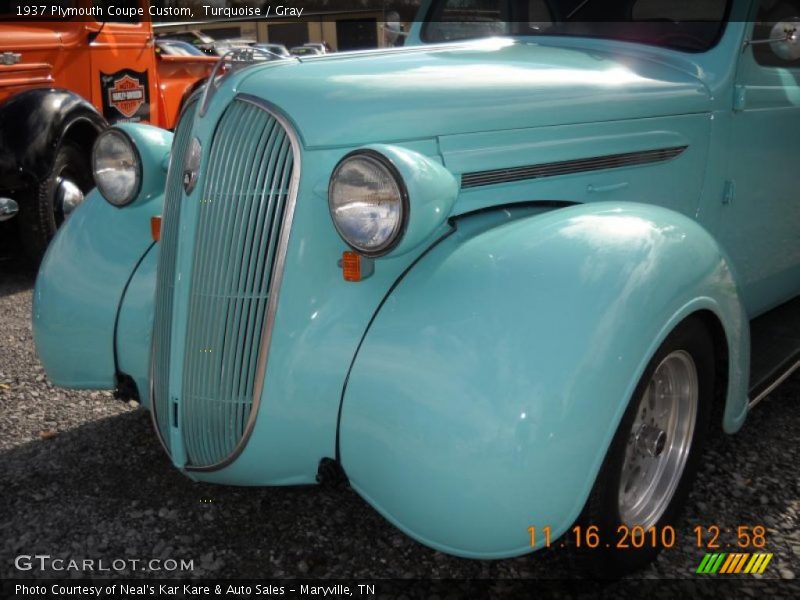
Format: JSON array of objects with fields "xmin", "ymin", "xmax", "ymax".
[{"xmin": 422, "ymin": 0, "xmax": 732, "ymax": 52}]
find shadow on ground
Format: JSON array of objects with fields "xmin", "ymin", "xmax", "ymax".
[
  {"xmin": 0, "ymin": 380, "xmax": 797, "ymax": 583},
  {"xmin": 0, "ymin": 407, "xmax": 573, "ymax": 579},
  {"xmin": 0, "ymin": 242, "xmax": 35, "ymax": 298}
]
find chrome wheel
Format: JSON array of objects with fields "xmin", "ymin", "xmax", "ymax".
[{"xmin": 618, "ymin": 350, "xmax": 698, "ymax": 528}]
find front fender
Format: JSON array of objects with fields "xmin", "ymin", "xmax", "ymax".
[
  {"xmin": 32, "ymin": 190, "xmax": 159, "ymax": 389},
  {"xmin": 0, "ymin": 89, "xmax": 105, "ymax": 188},
  {"xmin": 339, "ymin": 202, "xmax": 749, "ymax": 558},
  {"xmin": 116, "ymin": 243, "xmax": 158, "ymax": 408},
  {"xmin": 32, "ymin": 124, "xmax": 171, "ymax": 391}
]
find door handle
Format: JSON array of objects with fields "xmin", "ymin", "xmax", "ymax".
[{"xmin": 587, "ymin": 181, "xmax": 629, "ymax": 194}]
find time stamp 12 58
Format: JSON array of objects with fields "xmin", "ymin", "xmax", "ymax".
[{"xmin": 528, "ymin": 525, "xmax": 768, "ymax": 550}]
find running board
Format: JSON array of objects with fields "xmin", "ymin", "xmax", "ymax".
[{"xmin": 748, "ymin": 295, "xmax": 800, "ymax": 408}]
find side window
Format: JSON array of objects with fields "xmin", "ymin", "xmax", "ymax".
[
  {"xmin": 423, "ymin": 0, "xmax": 510, "ymax": 43},
  {"xmin": 752, "ymin": 0, "xmax": 800, "ymax": 67}
]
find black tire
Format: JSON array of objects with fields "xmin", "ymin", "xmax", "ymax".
[
  {"xmin": 574, "ymin": 316, "xmax": 715, "ymax": 578},
  {"xmin": 18, "ymin": 139, "xmax": 93, "ymax": 263}
]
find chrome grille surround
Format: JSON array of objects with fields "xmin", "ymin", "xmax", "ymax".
[
  {"xmin": 151, "ymin": 94, "xmax": 301, "ymax": 472},
  {"xmin": 151, "ymin": 98, "xmax": 198, "ymax": 454}
]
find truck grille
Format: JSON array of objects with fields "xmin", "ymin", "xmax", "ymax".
[{"xmin": 152, "ymin": 96, "xmax": 300, "ymax": 470}]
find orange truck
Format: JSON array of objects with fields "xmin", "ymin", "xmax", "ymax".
[{"xmin": 0, "ymin": 0, "xmax": 217, "ymax": 261}]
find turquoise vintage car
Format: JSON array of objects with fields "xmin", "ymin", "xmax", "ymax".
[{"xmin": 32, "ymin": 0, "xmax": 800, "ymax": 576}]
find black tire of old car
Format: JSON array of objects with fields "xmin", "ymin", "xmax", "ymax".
[
  {"xmin": 18, "ymin": 139, "xmax": 93, "ymax": 263},
  {"xmin": 573, "ymin": 316, "xmax": 714, "ymax": 578}
]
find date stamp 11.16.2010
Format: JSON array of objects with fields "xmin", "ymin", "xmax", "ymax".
[{"xmin": 528, "ymin": 524, "xmax": 768, "ymax": 551}]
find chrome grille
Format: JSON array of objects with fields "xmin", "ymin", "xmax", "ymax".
[
  {"xmin": 152, "ymin": 99, "xmax": 198, "ymax": 452},
  {"xmin": 151, "ymin": 96, "xmax": 300, "ymax": 470},
  {"xmin": 181, "ymin": 97, "xmax": 297, "ymax": 469}
]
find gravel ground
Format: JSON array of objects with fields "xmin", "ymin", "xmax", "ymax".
[{"xmin": 1, "ymin": 249, "xmax": 798, "ymax": 595}]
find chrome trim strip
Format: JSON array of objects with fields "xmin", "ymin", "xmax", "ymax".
[
  {"xmin": 460, "ymin": 146, "xmax": 688, "ymax": 189},
  {"xmin": 149, "ymin": 348, "xmax": 172, "ymax": 457},
  {"xmin": 150, "ymin": 97, "xmax": 199, "ymax": 457},
  {"xmin": 185, "ymin": 93, "xmax": 302, "ymax": 472},
  {"xmin": 748, "ymin": 358, "xmax": 800, "ymax": 409}
]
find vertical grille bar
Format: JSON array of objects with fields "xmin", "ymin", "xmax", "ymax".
[
  {"xmin": 180, "ymin": 97, "xmax": 299, "ymax": 469},
  {"xmin": 151, "ymin": 99, "xmax": 198, "ymax": 452}
]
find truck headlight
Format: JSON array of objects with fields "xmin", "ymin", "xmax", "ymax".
[
  {"xmin": 328, "ymin": 151, "xmax": 407, "ymax": 257},
  {"xmin": 92, "ymin": 129, "xmax": 141, "ymax": 207}
]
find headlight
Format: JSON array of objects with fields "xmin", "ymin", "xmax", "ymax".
[
  {"xmin": 328, "ymin": 151, "xmax": 407, "ymax": 256},
  {"xmin": 92, "ymin": 129, "xmax": 141, "ymax": 206}
]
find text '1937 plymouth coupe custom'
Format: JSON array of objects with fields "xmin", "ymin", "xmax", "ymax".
[{"xmin": 32, "ymin": 0, "xmax": 800, "ymax": 576}]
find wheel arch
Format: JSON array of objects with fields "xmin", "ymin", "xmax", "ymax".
[
  {"xmin": 61, "ymin": 116, "xmax": 104, "ymax": 166},
  {"xmin": 635, "ymin": 300, "xmax": 745, "ymax": 438},
  {"xmin": 0, "ymin": 88, "xmax": 106, "ymax": 190},
  {"xmin": 338, "ymin": 200, "xmax": 749, "ymax": 558},
  {"xmin": 693, "ymin": 308, "xmax": 731, "ymax": 433}
]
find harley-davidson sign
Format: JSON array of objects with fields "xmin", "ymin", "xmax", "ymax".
[{"xmin": 101, "ymin": 69, "xmax": 150, "ymax": 122}]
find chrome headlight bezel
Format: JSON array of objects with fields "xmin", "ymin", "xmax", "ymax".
[
  {"xmin": 328, "ymin": 150, "xmax": 409, "ymax": 258},
  {"xmin": 91, "ymin": 128, "xmax": 142, "ymax": 207}
]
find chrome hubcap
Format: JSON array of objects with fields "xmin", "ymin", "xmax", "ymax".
[
  {"xmin": 636, "ymin": 423, "xmax": 668, "ymax": 457},
  {"xmin": 0, "ymin": 197, "xmax": 19, "ymax": 222},
  {"xmin": 55, "ymin": 177, "xmax": 84, "ymax": 219},
  {"xmin": 619, "ymin": 350, "xmax": 698, "ymax": 528}
]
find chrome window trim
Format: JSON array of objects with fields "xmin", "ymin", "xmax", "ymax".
[{"xmin": 184, "ymin": 93, "xmax": 302, "ymax": 472}]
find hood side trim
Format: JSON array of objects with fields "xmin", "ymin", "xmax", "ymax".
[{"xmin": 461, "ymin": 146, "xmax": 688, "ymax": 189}]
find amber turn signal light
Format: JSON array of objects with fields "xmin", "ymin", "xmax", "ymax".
[
  {"xmin": 341, "ymin": 251, "xmax": 374, "ymax": 282},
  {"xmin": 151, "ymin": 216, "xmax": 162, "ymax": 242}
]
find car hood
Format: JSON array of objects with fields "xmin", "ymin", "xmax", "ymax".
[{"xmin": 237, "ymin": 38, "xmax": 711, "ymax": 148}]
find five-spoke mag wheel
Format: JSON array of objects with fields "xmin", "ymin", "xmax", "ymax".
[
  {"xmin": 575, "ymin": 317, "xmax": 714, "ymax": 577},
  {"xmin": 618, "ymin": 349, "xmax": 699, "ymax": 529}
]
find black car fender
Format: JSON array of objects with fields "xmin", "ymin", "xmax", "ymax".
[{"xmin": 0, "ymin": 88, "xmax": 106, "ymax": 191}]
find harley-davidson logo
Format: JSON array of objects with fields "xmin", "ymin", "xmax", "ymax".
[
  {"xmin": 108, "ymin": 75, "xmax": 145, "ymax": 119},
  {"xmin": 101, "ymin": 69, "xmax": 150, "ymax": 122}
]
